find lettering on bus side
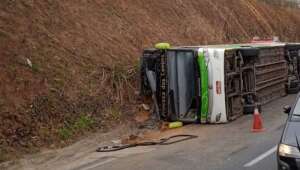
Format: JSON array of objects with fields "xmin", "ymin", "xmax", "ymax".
[
  {"xmin": 216, "ymin": 81, "xmax": 221, "ymax": 95},
  {"xmin": 160, "ymin": 52, "xmax": 168, "ymax": 118}
]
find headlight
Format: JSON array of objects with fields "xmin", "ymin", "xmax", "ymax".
[{"xmin": 278, "ymin": 144, "xmax": 300, "ymax": 158}]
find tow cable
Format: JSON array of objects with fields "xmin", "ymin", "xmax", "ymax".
[{"xmin": 96, "ymin": 134, "xmax": 198, "ymax": 152}]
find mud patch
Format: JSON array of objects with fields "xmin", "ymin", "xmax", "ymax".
[{"xmin": 134, "ymin": 111, "xmax": 151, "ymax": 123}]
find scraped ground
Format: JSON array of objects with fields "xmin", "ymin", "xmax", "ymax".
[{"xmin": 1, "ymin": 0, "xmax": 300, "ymax": 162}]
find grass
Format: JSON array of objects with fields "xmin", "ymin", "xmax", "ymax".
[
  {"xmin": 58, "ymin": 115, "xmax": 95, "ymax": 140},
  {"xmin": 73, "ymin": 115, "xmax": 95, "ymax": 130},
  {"xmin": 0, "ymin": 98, "xmax": 4, "ymax": 109},
  {"xmin": 0, "ymin": 29, "xmax": 10, "ymax": 39},
  {"xmin": 52, "ymin": 78, "xmax": 65, "ymax": 89},
  {"xmin": 0, "ymin": 149, "xmax": 6, "ymax": 162},
  {"xmin": 105, "ymin": 106, "xmax": 122, "ymax": 121},
  {"xmin": 58, "ymin": 128, "xmax": 73, "ymax": 140},
  {"xmin": 107, "ymin": 63, "xmax": 138, "ymax": 105},
  {"xmin": 0, "ymin": 148, "xmax": 13, "ymax": 163},
  {"xmin": 31, "ymin": 63, "xmax": 40, "ymax": 72}
]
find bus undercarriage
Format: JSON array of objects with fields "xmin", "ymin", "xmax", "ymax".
[{"xmin": 140, "ymin": 42, "xmax": 300, "ymax": 123}]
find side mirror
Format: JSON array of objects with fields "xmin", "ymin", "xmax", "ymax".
[{"xmin": 283, "ymin": 105, "xmax": 291, "ymax": 114}]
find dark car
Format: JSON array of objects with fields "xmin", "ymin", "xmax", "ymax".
[{"xmin": 278, "ymin": 96, "xmax": 300, "ymax": 170}]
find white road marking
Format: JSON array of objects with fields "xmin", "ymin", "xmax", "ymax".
[{"xmin": 243, "ymin": 145, "xmax": 277, "ymax": 167}]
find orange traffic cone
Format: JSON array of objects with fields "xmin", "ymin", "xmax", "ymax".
[{"xmin": 252, "ymin": 107, "xmax": 264, "ymax": 132}]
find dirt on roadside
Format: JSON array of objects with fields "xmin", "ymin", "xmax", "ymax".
[{"xmin": 1, "ymin": 0, "xmax": 300, "ymax": 163}]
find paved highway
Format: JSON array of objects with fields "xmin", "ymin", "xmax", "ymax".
[
  {"xmin": 5, "ymin": 95, "xmax": 294, "ymax": 170},
  {"xmin": 88, "ymin": 95, "xmax": 296, "ymax": 170}
]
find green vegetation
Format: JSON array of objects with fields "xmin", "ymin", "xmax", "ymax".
[
  {"xmin": 58, "ymin": 115, "xmax": 95, "ymax": 140},
  {"xmin": 58, "ymin": 128, "xmax": 73, "ymax": 140},
  {"xmin": 106, "ymin": 106, "xmax": 122, "ymax": 121},
  {"xmin": 31, "ymin": 62, "xmax": 40, "ymax": 73},
  {"xmin": 73, "ymin": 115, "xmax": 95, "ymax": 130},
  {"xmin": 0, "ymin": 149, "xmax": 5, "ymax": 162}
]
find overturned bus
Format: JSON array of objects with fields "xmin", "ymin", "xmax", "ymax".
[{"xmin": 140, "ymin": 42, "xmax": 300, "ymax": 124}]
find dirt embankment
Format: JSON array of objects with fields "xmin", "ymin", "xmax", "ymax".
[{"xmin": 1, "ymin": 0, "xmax": 300, "ymax": 162}]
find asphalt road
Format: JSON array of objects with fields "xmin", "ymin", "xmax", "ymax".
[
  {"xmin": 92, "ymin": 126, "xmax": 282, "ymax": 170},
  {"xmin": 4, "ymin": 95, "xmax": 295, "ymax": 170},
  {"xmin": 221, "ymin": 130, "xmax": 281, "ymax": 170},
  {"xmin": 89, "ymin": 95, "xmax": 296, "ymax": 170}
]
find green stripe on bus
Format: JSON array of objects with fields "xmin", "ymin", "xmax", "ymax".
[{"xmin": 198, "ymin": 51, "xmax": 209, "ymax": 123}]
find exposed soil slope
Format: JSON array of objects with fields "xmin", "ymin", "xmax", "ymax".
[{"xmin": 1, "ymin": 0, "xmax": 300, "ymax": 161}]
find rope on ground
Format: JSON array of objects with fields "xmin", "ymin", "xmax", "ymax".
[{"xmin": 96, "ymin": 134, "xmax": 198, "ymax": 152}]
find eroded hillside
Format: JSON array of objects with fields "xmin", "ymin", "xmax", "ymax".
[{"xmin": 1, "ymin": 0, "xmax": 300, "ymax": 161}]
